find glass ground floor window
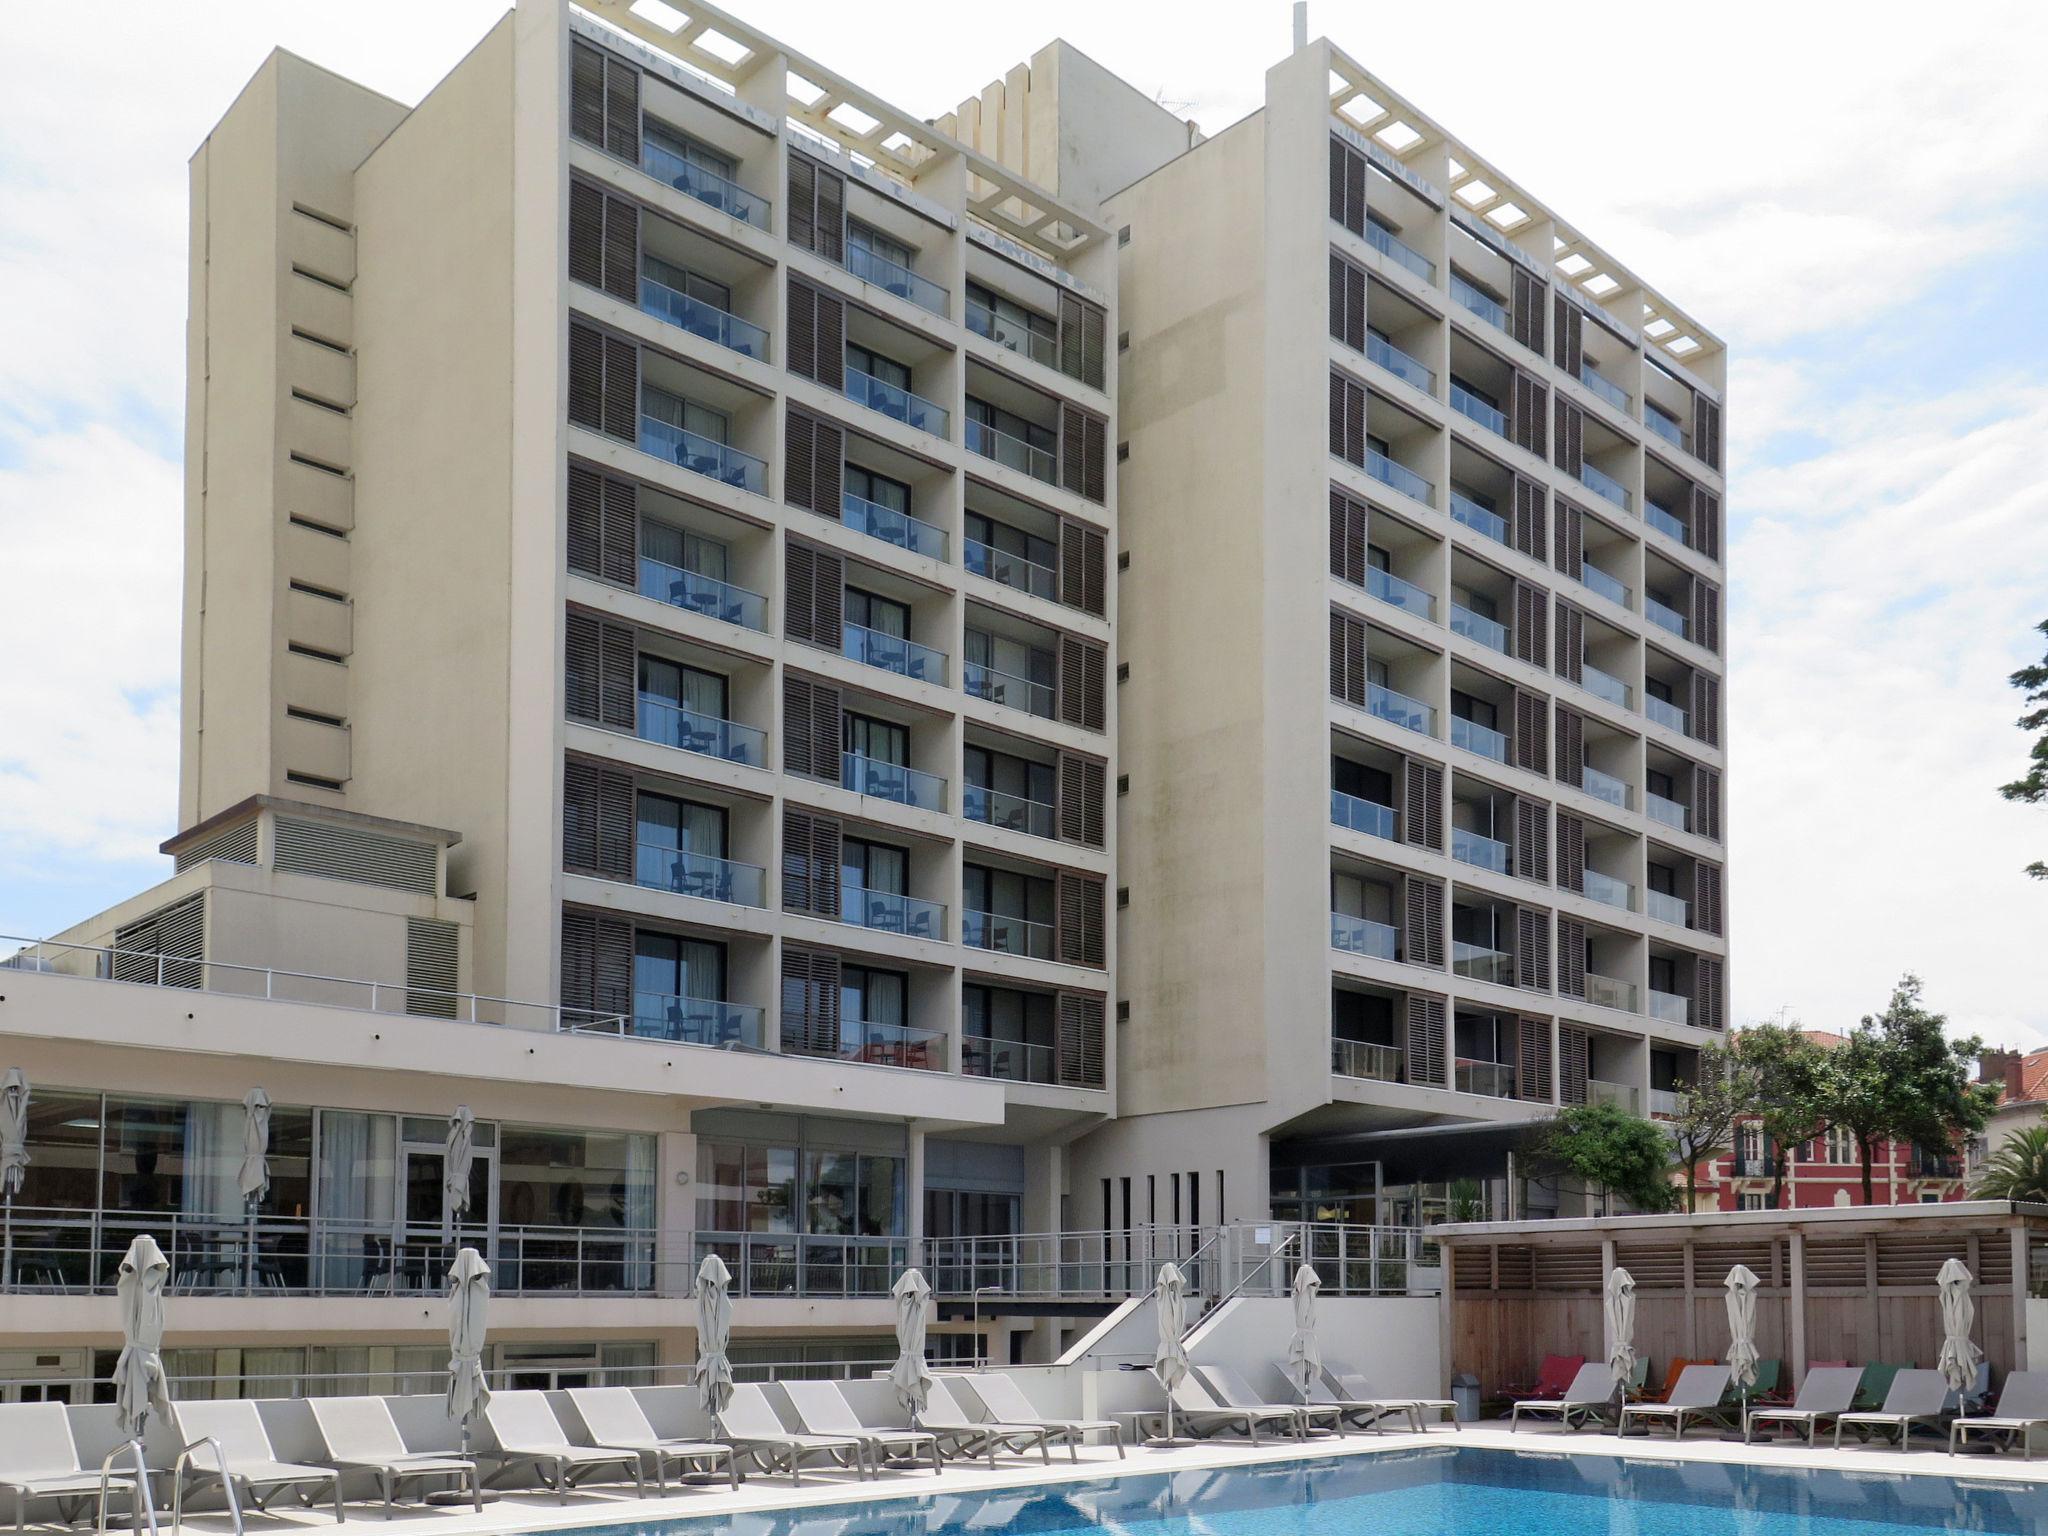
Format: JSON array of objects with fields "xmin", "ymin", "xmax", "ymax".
[{"xmin": 119, "ymin": 1339, "xmax": 658, "ymax": 1401}]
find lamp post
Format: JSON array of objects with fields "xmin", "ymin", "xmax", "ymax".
[{"xmin": 971, "ymin": 1285, "xmax": 1003, "ymax": 1368}]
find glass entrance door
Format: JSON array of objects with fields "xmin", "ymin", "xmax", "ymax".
[{"xmin": 394, "ymin": 1139, "xmax": 494, "ymax": 1293}]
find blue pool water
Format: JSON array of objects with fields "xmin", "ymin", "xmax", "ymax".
[{"xmin": 584, "ymin": 1446, "xmax": 2048, "ymax": 1536}]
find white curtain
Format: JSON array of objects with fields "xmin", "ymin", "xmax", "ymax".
[
  {"xmin": 179, "ymin": 1102, "xmax": 243, "ymax": 1225},
  {"xmin": 624, "ymin": 1135, "xmax": 656, "ymax": 1291},
  {"xmin": 316, "ymin": 1112, "xmax": 396, "ymax": 1288}
]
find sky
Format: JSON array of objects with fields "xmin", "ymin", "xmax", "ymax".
[{"xmin": 1, "ymin": 1, "xmax": 2045, "ymax": 1046}]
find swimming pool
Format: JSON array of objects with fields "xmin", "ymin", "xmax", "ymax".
[{"xmin": 584, "ymin": 1446, "xmax": 2048, "ymax": 1536}]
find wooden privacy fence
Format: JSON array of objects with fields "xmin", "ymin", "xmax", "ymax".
[{"xmin": 1435, "ymin": 1201, "xmax": 2048, "ymax": 1395}]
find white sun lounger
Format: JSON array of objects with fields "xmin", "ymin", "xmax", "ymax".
[
  {"xmin": 480, "ymin": 1391, "xmax": 645, "ymax": 1503},
  {"xmin": 0, "ymin": 1402, "xmax": 145, "ymax": 1533},
  {"xmin": 1618, "ymin": 1364, "xmax": 1734, "ymax": 1439},
  {"xmin": 307, "ymin": 1397, "xmax": 480, "ymax": 1516},
  {"xmin": 1834, "ymin": 1368, "xmax": 1951, "ymax": 1449},
  {"xmin": 1166, "ymin": 1376, "xmax": 1302, "ymax": 1443},
  {"xmin": 565, "ymin": 1388, "xmax": 737, "ymax": 1491},
  {"xmin": 1511, "ymin": 1362, "xmax": 1619, "ymax": 1432},
  {"xmin": 1951, "ymin": 1371, "xmax": 2048, "ymax": 1458},
  {"xmin": 716, "ymin": 1383, "xmax": 870, "ymax": 1486},
  {"xmin": 1321, "ymin": 1364, "xmax": 1458, "ymax": 1433},
  {"xmin": 171, "ymin": 1399, "xmax": 345, "ymax": 1521},
  {"xmin": 780, "ymin": 1382, "xmax": 941, "ymax": 1474},
  {"xmin": 964, "ymin": 1373, "xmax": 1126, "ymax": 1460},
  {"xmin": 920, "ymin": 1380, "xmax": 1056, "ymax": 1467},
  {"xmin": 1197, "ymin": 1365, "xmax": 1345, "ymax": 1439},
  {"xmin": 1744, "ymin": 1367, "xmax": 1865, "ymax": 1445}
]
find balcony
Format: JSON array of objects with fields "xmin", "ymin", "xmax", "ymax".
[
  {"xmin": 1455, "ymin": 1058, "xmax": 1517, "ymax": 1098},
  {"xmin": 962, "ymin": 1034, "xmax": 1057, "ymax": 1084},
  {"xmin": 961, "ymin": 909, "xmax": 1055, "ymax": 960},
  {"xmin": 1452, "ymin": 942, "xmax": 1512, "ymax": 985},
  {"xmin": 1366, "ymin": 449, "xmax": 1434, "ymax": 506},
  {"xmin": 1451, "ymin": 714, "xmax": 1508, "ymax": 763},
  {"xmin": 639, "ymin": 274, "xmax": 769, "ymax": 360},
  {"xmin": 1911, "ymin": 1150, "xmax": 1963, "ymax": 1180},
  {"xmin": 1580, "ymin": 562, "xmax": 1632, "ymax": 610},
  {"xmin": 1331, "ymin": 789, "xmax": 1398, "ymax": 841},
  {"xmin": 1366, "ymin": 565, "xmax": 1436, "ymax": 620},
  {"xmin": 1585, "ymin": 973, "xmax": 1638, "ymax": 1012},
  {"xmin": 1449, "ymin": 382, "xmax": 1508, "ymax": 439},
  {"xmin": 639, "ymin": 137, "xmax": 771, "ymax": 229},
  {"xmin": 845, "ymin": 367, "xmax": 950, "ymax": 438},
  {"xmin": 1579, "ymin": 463, "xmax": 1632, "ymax": 512},
  {"xmin": 1579, "ymin": 364, "xmax": 1630, "ymax": 412},
  {"xmin": 1645, "ymin": 695, "xmax": 1688, "ymax": 734},
  {"xmin": 1646, "ymin": 889, "xmax": 1690, "ymax": 927},
  {"xmin": 1452, "ymin": 827, "xmax": 1509, "ymax": 874},
  {"xmin": 1583, "ymin": 869, "xmax": 1634, "ymax": 912},
  {"xmin": 636, "ymin": 555, "xmax": 768, "ymax": 631},
  {"xmin": 1449, "ymin": 492, "xmax": 1510, "ymax": 547},
  {"xmin": 1581, "ymin": 765, "xmax": 1631, "ymax": 810},
  {"xmin": 1450, "ymin": 273, "xmax": 1508, "ymax": 333},
  {"xmin": 842, "ymin": 751, "xmax": 947, "ymax": 812},
  {"xmin": 1367, "ymin": 333, "xmax": 1435, "ymax": 394},
  {"xmin": 1646, "ymin": 792, "xmax": 1689, "ymax": 831},
  {"xmin": 1368, "ymin": 682, "xmax": 1435, "ymax": 737},
  {"xmin": 786, "ymin": 1018, "xmax": 947, "ymax": 1071},
  {"xmin": 842, "ymin": 491, "xmax": 948, "ymax": 560},
  {"xmin": 639, "ymin": 412, "xmax": 767, "ymax": 495},
  {"xmin": 629, "ymin": 990, "xmax": 765, "ymax": 1048},
  {"xmin": 1586, "ymin": 1079, "xmax": 1639, "ymax": 1114},
  {"xmin": 634, "ymin": 841, "xmax": 767, "ymax": 907},
  {"xmin": 1733, "ymin": 1154, "xmax": 1777, "ymax": 1179},
  {"xmin": 636, "ymin": 694, "xmax": 767, "ymax": 768},
  {"xmin": 967, "ymin": 418, "xmax": 1057, "ymax": 486},
  {"xmin": 1646, "ymin": 502, "xmax": 1688, "ymax": 544},
  {"xmin": 1648, "ymin": 988, "xmax": 1691, "ymax": 1025},
  {"xmin": 840, "ymin": 883, "xmax": 946, "ymax": 940},
  {"xmin": 1646, "ymin": 596, "xmax": 1689, "ymax": 640},
  {"xmin": 964, "ymin": 538, "xmax": 1057, "ymax": 602},
  {"xmin": 965, "ymin": 782, "xmax": 1056, "ymax": 840},
  {"xmin": 1647, "ymin": 1087, "xmax": 1686, "ymax": 1117},
  {"xmin": 1645, "ymin": 405, "xmax": 1685, "ymax": 450},
  {"xmin": 1450, "ymin": 603, "xmax": 1507, "ymax": 654},
  {"xmin": 1331, "ymin": 912, "xmax": 1399, "ymax": 960},
  {"xmin": 1332, "ymin": 1037, "xmax": 1405, "ymax": 1083},
  {"xmin": 1580, "ymin": 664, "xmax": 1632, "ymax": 709},
  {"xmin": 1364, "ymin": 220, "xmax": 1436, "ymax": 283},
  {"xmin": 965, "ymin": 659, "xmax": 1055, "ymax": 720},
  {"xmin": 842, "ymin": 621, "xmax": 949, "ymax": 684},
  {"xmin": 845, "ymin": 242, "xmax": 949, "ymax": 317},
  {"xmin": 966, "ymin": 300, "xmax": 1058, "ymax": 371}
]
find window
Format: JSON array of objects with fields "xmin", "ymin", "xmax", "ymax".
[
  {"xmin": 848, "ymin": 220, "xmax": 914, "ymax": 271},
  {"xmin": 641, "ymin": 252, "xmax": 730, "ymax": 314},
  {"xmin": 1452, "ymin": 585, "xmax": 1498, "ymax": 623},
  {"xmin": 496, "ymin": 1125, "xmax": 656, "ymax": 1240},
  {"xmin": 964, "ymin": 743, "xmax": 1054, "ymax": 807},
  {"xmin": 965, "ymin": 511, "xmax": 1056, "ymax": 572},
  {"xmin": 1821, "ymin": 1126, "xmax": 1858, "ymax": 1164},
  {"xmin": 841, "ymin": 965, "xmax": 908, "ymax": 1029},
  {"xmin": 965, "ymin": 397, "xmax": 1054, "ymax": 456},
  {"xmin": 644, "ymin": 120, "xmax": 736, "ymax": 184},
  {"xmin": 845, "ymin": 712, "xmax": 908, "ymax": 769},
  {"xmin": 1449, "ymin": 691, "xmax": 1497, "ymax": 732},
  {"xmin": 637, "ymin": 790, "xmax": 726, "ymax": 864},
  {"xmin": 845, "ymin": 587, "xmax": 909, "ymax": 640},
  {"xmin": 1367, "ymin": 657, "xmax": 1390, "ymax": 691},
  {"xmin": 845, "ymin": 341, "xmax": 911, "ymax": 392},
  {"xmin": 964, "ymin": 864, "xmax": 1054, "ymax": 925},
  {"xmin": 1646, "ymin": 677, "xmax": 1677, "ymax": 706},
  {"xmin": 846, "ymin": 464, "xmax": 911, "ymax": 515},
  {"xmin": 842, "ymin": 838, "xmax": 907, "ymax": 906},
  {"xmin": 1449, "ymin": 374, "xmax": 1499, "ymax": 413},
  {"xmin": 1366, "ymin": 432, "xmax": 1391, "ymax": 460},
  {"xmin": 1646, "ymin": 767, "xmax": 1677, "ymax": 802},
  {"xmin": 641, "ymin": 385, "xmax": 728, "ymax": 445},
  {"xmin": 1648, "ymin": 955, "xmax": 1678, "ymax": 995},
  {"xmin": 634, "ymin": 930, "xmax": 726, "ymax": 1009},
  {"xmin": 1331, "ymin": 870, "xmax": 1394, "ymax": 923},
  {"xmin": 1367, "ymin": 543, "xmax": 1392, "ymax": 574},
  {"xmin": 963, "ymin": 984, "xmax": 1056, "ymax": 1082},
  {"xmin": 1647, "ymin": 863, "xmax": 1679, "ymax": 897},
  {"xmin": 638, "ymin": 656, "xmax": 727, "ymax": 725},
  {"xmin": 966, "ymin": 281, "xmax": 1055, "ymax": 354},
  {"xmin": 1332, "ymin": 757, "xmax": 1393, "ymax": 805},
  {"xmin": 964, "ymin": 627, "xmax": 1054, "ymax": 694},
  {"xmin": 1738, "ymin": 1192, "xmax": 1767, "ymax": 1212}
]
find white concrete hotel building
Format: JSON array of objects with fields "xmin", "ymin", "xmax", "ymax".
[{"xmin": 0, "ymin": 0, "xmax": 1726, "ymax": 1399}]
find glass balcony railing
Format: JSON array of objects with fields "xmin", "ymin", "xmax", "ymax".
[
  {"xmin": 961, "ymin": 908, "xmax": 1055, "ymax": 960},
  {"xmin": 632, "ymin": 990, "xmax": 765, "ymax": 1048},
  {"xmin": 1331, "ymin": 912, "xmax": 1399, "ymax": 960},
  {"xmin": 1364, "ymin": 220, "xmax": 1436, "ymax": 283},
  {"xmin": 634, "ymin": 842, "xmax": 767, "ymax": 907},
  {"xmin": 845, "ymin": 367, "xmax": 950, "ymax": 437},
  {"xmin": 842, "ymin": 621, "xmax": 949, "ymax": 684},
  {"xmin": 1365, "ymin": 565, "xmax": 1436, "ymax": 619},
  {"xmin": 1368, "ymin": 682, "xmax": 1435, "ymax": 736},
  {"xmin": 1449, "ymin": 273, "xmax": 1509, "ymax": 332},
  {"xmin": 1579, "ymin": 365, "xmax": 1630, "ymax": 412},
  {"xmin": 965, "ymin": 660, "xmax": 1055, "ymax": 720},
  {"xmin": 1452, "ymin": 944, "xmax": 1513, "ymax": 986},
  {"xmin": 962, "ymin": 1034, "xmax": 1057, "ymax": 1084},
  {"xmin": 1332, "ymin": 1037, "xmax": 1405, "ymax": 1083},
  {"xmin": 636, "ymin": 694, "xmax": 766, "ymax": 767},
  {"xmin": 1452, "ymin": 826, "xmax": 1509, "ymax": 873},
  {"xmin": 964, "ymin": 538, "xmax": 1058, "ymax": 602},
  {"xmin": 964, "ymin": 783, "xmax": 1056, "ymax": 840},
  {"xmin": 1451, "ymin": 714, "xmax": 1508, "ymax": 763},
  {"xmin": 841, "ymin": 491, "xmax": 948, "ymax": 560},
  {"xmin": 1449, "ymin": 382, "xmax": 1508, "ymax": 438},
  {"xmin": 1580, "ymin": 463, "xmax": 1632, "ymax": 511},
  {"xmin": 1450, "ymin": 603, "xmax": 1507, "ymax": 653},
  {"xmin": 639, "ymin": 275, "xmax": 769, "ymax": 360},
  {"xmin": 1646, "ymin": 596, "xmax": 1689, "ymax": 639},
  {"xmin": 1646, "ymin": 792, "xmax": 1689, "ymax": 832},
  {"xmin": 1645, "ymin": 695, "xmax": 1688, "ymax": 733},
  {"xmin": 1330, "ymin": 789, "xmax": 1398, "ymax": 841},
  {"xmin": 1646, "ymin": 889, "xmax": 1690, "ymax": 927},
  {"xmin": 1455, "ymin": 1058, "xmax": 1517, "ymax": 1098},
  {"xmin": 840, "ymin": 883, "xmax": 947, "ymax": 940},
  {"xmin": 1366, "ymin": 333, "xmax": 1435, "ymax": 393},
  {"xmin": 966, "ymin": 418, "xmax": 1057, "ymax": 485},
  {"xmin": 1580, "ymin": 664, "xmax": 1632, "ymax": 709},
  {"xmin": 1366, "ymin": 449, "xmax": 1435, "ymax": 506},
  {"xmin": 1585, "ymin": 973, "xmax": 1638, "ymax": 1013},
  {"xmin": 639, "ymin": 139, "xmax": 771, "ymax": 229},
  {"xmin": 1580, "ymin": 765, "xmax": 1630, "ymax": 809},
  {"xmin": 1645, "ymin": 406, "xmax": 1685, "ymax": 449},
  {"xmin": 1586, "ymin": 1079, "xmax": 1640, "ymax": 1114},
  {"xmin": 786, "ymin": 1019, "xmax": 947, "ymax": 1072},
  {"xmin": 636, "ymin": 555, "xmax": 768, "ymax": 631},
  {"xmin": 845, "ymin": 242, "xmax": 949, "ymax": 316},
  {"xmin": 1449, "ymin": 492, "xmax": 1509, "ymax": 547},
  {"xmin": 1647, "ymin": 989, "xmax": 1691, "ymax": 1026},
  {"xmin": 1646, "ymin": 502, "xmax": 1689, "ymax": 544},
  {"xmin": 842, "ymin": 751, "xmax": 947, "ymax": 812},
  {"xmin": 1647, "ymin": 1087, "xmax": 1687, "ymax": 1117},
  {"xmin": 1583, "ymin": 869, "xmax": 1634, "ymax": 912},
  {"xmin": 965, "ymin": 300, "xmax": 1059, "ymax": 371},
  {"xmin": 1580, "ymin": 562, "xmax": 1632, "ymax": 609},
  {"xmin": 638, "ymin": 414, "xmax": 767, "ymax": 495}
]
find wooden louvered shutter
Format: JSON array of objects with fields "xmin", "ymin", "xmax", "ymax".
[
  {"xmin": 1330, "ymin": 487, "xmax": 1369, "ymax": 586},
  {"xmin": 1518, "ymin": 1014, "xmax": 1552, "ymax": 1101},
  {"xmin": 1328, "ymin": 371, "xmax": 1366, "ymax": 466},
  {"xmin": 787, "ymin": 277, "xmax": 843, "ymax": 389},
  {"xmin": 1557, "ymin": 916, "xmax": 1587, "ymax": 999},
  {"xmin": 1554, "ymin": 397, "xmax": 1584, "ymax": 477},
  {"xmin": 1075, "ymin": 413, "xmax": 1107, "ymax": 502},
  {"xmin": 1081, "ymin": 301, "xmax": 1107, "ymax": 390},
  {"xmin": 601, "ymin": 191, "xmax": 638, "ymax": 304},
  {"xmin": 1514, "ymin": 797, "xmax": 1549, "ymax": 883},
  {"xmin": 1694, "ymin": 764, "xmax": 1722, "ymax": 841},
  {"xmin": 1513, "ymin": 690, "xmax": 1548, "ymax": 775},
  {"xmin": 1512, "ymin": 476, "xmax": 1546, "ymax": 562},
  {"xmin": 1329, "ymin": 135, "xmax": 1368, "ymax": 236},
  {"xmin": 1512, "ymin": 374, "xmax": 1548, "ymax": 457},
  {"xmin": 1692, "ymin": 485, "xmax": 1721, "ymax": 563},
  {"xmin": 1553, "ymin": 499, "xmax": 1584, "ymax": 577},
  {"xmin": 781, "ymin": 945, "xmax": 843, "ymax": 1053},
  {"xmin": 601, "ymin": 51, "xmax": 638, "ymax": 159},
  {"xmin": 786, "ymin": 277, "xmax": 816, "ymax": 381},
  {"xmin": 569, "ymin": 41, "xmax": 606, "ymax": 150},
  {"xmin": 784, "ymin": 543, "xmax": 843, "ymax": 647},
  {"xmin": 1694, "ymin": 863, "xmax": 1725, "ymax": 936},
  {"xmin": 1056, "ymin": 992, "xmax": 1106, "ymax": 1087},
  {"xmin": 1512, "ymin": 582, "xmax": 1548, "ymax": 668},
  {"xmin": 560, "ymin": 908, "xmax": 597, "ymax": 1015},
  {"xmin": 1691, "ymin": 579, "xmax": 1722, "ymax": 654},
  {"xmin": 598, "ymin": 619, "xmax": 636, "ymax": 730},
  {"xmin": 1689, "ymin": 673, "xmax": 1720, "ymax": 747},
  {"xmin": 1328, "ymin": 252, "xmax": 1367, "ymax": 352},
  {"xmin": 562, "ymin": 758, "xmax": 599, "ymax": 873},
  {"xmin": 1693, "ymin": 395, "xmax": 1722, "ymax": 471},
  {"xmin": 1556, "ymin": 812, "xmax": 1586, "ymax": 894},
  {"xmin": 1057, "ymin": 870, "xmax": 1106, "ymax": 968},
  {"xmin": 1403, "ymin": 758, "xmax": 1443, "ymax": 851},
  {"xmin": 1558, "ymin": 1025, "xmax": 1590, "ymax": 1105},
  {"xmin": 1695, "ymin": 956, "xmax": 1725, "ymax": 1032},
  {"xmin": 1059, "ymin": 404, "xmax": 1086, "ymax": 496},
  {"xmin": 1515, "ymin": 907, "xmax": 1551, "ymax": 992},
  {"xmin": 1405, "ymin": 993, "xmax": 1447, "ymax": 1087},
  {"xmin": 1404, "ymin": 875, "xmax": 1445, "ymax": 968},
  {"xmin": 562, "ymin": 909, "xmax": 630, "ymax": 1018},
  {"xmin": 568, "ymin": 320, "xmax": 603, "ymax": 433},
  {"xmin": 814, "ymin": 162, "xmax": 845, "ymax": 263},
  {"xmin": 781, "ymin": 807, "xmax": 842, "ymax": 918},
  {"xmin": 567, "ymin": 462, "xmax": 602, "ymax": 578},
  {"xmin": 1554, "ymin": 601, "xmax": 1584, "ymax": 685},
  {"xmin": 569, "ymin": 180, "xmax": 605, "ymax": 291},
  {"xmin": 565, "ymin": 611, "xmax": 600, "ymax": 722},
  {"xmin": 602, "ymin": 333, "xmax": 637, "ymax": 441},
  {"xmin": 782, "ymin": 675, "xmax": 815, "ymax": 778},
  {"xmin": 784, "ymin": 407, "xmax": 816, "ymax": 513},
  {"xmin": 1552, "ymin": 293, "xmax": 1584, "ymax": 376},
  {"xmin": 1554, "ymin": 704, "xmax": 1585, "ymax": 785},
  {"xmin": 599, "ymin": 471, "xmax": 636, "ymax": 585},
  {"xmin": 595, "ymin": 765, "xmax": 634, "ymax": 880},
  {"xmin": 1511, "ymin": 269, "xmax": 1545, "ymax": 354},
  {"xmin": 1060, "ymin": 521, "xmax": 1107, "ymax": 616},
  {"xmin": 1058, "ymin": 635, "xmax": 1106, "ymax": 732},
  {"xmin": 1058, "ymin": 753, "xmax": 1106, "ymax": 848},
  {"xmin": 1329, "ymin": 610, "xmax": 1368, "ymax": 706},
  {"xmin": 1057, "ymin": 293, "xmax": 1085, "ymax": 381},
  {"xmin": 787, "ymin": 153, "xmax": 816, "ymax": 253}
]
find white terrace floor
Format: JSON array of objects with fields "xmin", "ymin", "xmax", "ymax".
[{"xmin": 156, "ymin": 1420, "xmax": 2048, "ymax": 1536}]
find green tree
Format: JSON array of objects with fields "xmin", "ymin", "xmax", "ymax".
[
  {"xmin": 1823, "ymin": 975, "xmax": 2000, "ymax": 1202},
  {"xmin": 1736, "ymin": 1021, "xmax": 1834, "ymax": 1209},
  {"xmin": 1668, "ymin": 1041, "xmax": 1755, "ymax": 1211},
  {"xmin": 1972, "ymin": 1126, "xmax": 2048, "ymax": 1202},
  {"xmin": 1532, "ymin": 1101, "xmax": 1678, "ymax": 1214},
  {"xmin": 1999, "ymin": 619, "xmax": 2048, "ymax": 879}
]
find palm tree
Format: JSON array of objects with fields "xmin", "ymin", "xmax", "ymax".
[{"xmin": 1971, "ymin": 1125, "xmax": 2048, "ymax": 1201}]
